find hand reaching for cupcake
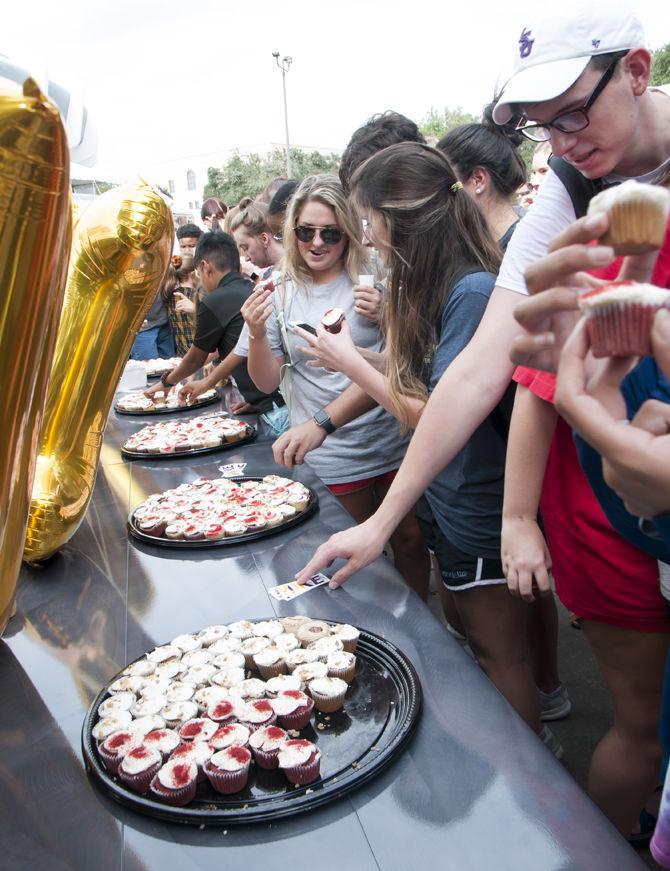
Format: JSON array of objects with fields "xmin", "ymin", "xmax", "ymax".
[{"xmin": 555, "ymin": 309, "xmax": 670, "ymax": 519}]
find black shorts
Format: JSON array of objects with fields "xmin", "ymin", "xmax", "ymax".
[{"xmin": 415, "ymin": 497, "xmax": 506, "ymax": 592}]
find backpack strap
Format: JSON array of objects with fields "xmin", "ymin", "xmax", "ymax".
[{"xmin": 548, "ymin": 155, "xmax": 608, "ymax": 218}]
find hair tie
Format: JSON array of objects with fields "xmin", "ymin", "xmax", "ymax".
[
  {"xmin": 171, "ymin": 254, "xmax": 183, "ymax": 269},
  {"xmin": 450, "ymin": 181, "xmax": 463, "ymax": 193}
]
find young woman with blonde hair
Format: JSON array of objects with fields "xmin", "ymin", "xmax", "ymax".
[{"xmin": 235, "ymin": 173, "xmax": 429, "ymax": 597}]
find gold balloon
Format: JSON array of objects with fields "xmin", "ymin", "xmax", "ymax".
[
  {"xmin": 0, "ymin": 80, "xmax": 71, "ymax": 631},
  {"xmin": 24, "ymin": 182, "xmax": 173, "ymax": 564}
]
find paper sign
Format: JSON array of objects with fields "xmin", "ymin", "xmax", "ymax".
[
  {"xmin": 268, "ymin": 573, "xmax": 330, "ymax": 601},
  {"xmin": 218, "ymin": 462, "xmax": 247, "ymax": 477}
]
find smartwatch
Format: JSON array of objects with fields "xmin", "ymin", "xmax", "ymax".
[{"xmin": 313, "ymin": 408, "xmax": 336, "ymax": 435}]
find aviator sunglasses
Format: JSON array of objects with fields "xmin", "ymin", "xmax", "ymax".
[{"xmin": 294, "ymin": 224, "xmax": 344, "ymax": 245}]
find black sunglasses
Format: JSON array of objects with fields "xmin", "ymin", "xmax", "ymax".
[
  {"xmin": 294, "ymin": 225, "xmax": 344, "ymax": 245},
  {"xmin": 515, "ymin": 54, "xmax": 625, "ymax": 142}
]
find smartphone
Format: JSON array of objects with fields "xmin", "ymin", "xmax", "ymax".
[
  {"xmin": 291, "ymin": 321, "xmax": 317, "ymax": 335},
  {"xmin": 250, "ymin": 272, "xmax": 259, "ymax": 282}
]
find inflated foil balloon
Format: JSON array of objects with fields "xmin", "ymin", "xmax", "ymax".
[
  {"xmin": 24, "ymin": 182, "xmax": 173, "ymax": 564},
  {"xmin": 0, "ymin": 79, "xmax": 71, "ymax": 632}
]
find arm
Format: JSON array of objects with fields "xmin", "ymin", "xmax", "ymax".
[
  {"xmin": 272, "ymin": 380, "xmax": 379, "ymax": 468},
  {"xmin": 240, "ymin": 286, "xmax": 284, "ymax": 394},
  {"xmin": 178, "ymin": 350, "xmax": 247, "ymax": 402},
  {"xmin": 501, "ymin": 385, "xmax": 556, "ymax": 602},
  {"xmin": 296, "ymin": 285, "xmax": 522, "ymax": 587},
  {"xmin": 144, "ymin": 344, "xmax": 208, "ymax": 396}
]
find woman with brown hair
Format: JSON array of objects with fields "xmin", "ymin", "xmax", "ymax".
[
  {"xmin": 201, "ymin": 197, "xmax": 227, "ymax": 231},
  {"xmin": 161, "ymin": 254, "xmax": 198, "ymax": 355},
  {"xmin": 293, "ymin": 143, "xmax": 558, "ymax": 748}
]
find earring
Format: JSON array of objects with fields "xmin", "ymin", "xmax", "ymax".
[{"xmin": 475, "ymin": 188, "xmax": 482, "ymax": 194}]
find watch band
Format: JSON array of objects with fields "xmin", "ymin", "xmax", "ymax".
[
  {"xmin": 313, "ymin": 409, "xmax": 336, "ymax": 435},
  {"xmin": 160, "ymin": 371, "xmax": 173, "ymax": 387}
]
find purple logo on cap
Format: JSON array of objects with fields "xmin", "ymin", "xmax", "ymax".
[
  {"xmin": 592, "ymin": 38, "xmax": 601, "ymax": 48},
  {"xmin": 519, "ymin": 28, "xmax": 534, "ymax": 59}
]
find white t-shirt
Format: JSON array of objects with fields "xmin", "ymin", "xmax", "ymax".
[
  {"xmin": 235, "ymin": 271, "xmax": 408, "ymax": 485},
  {"xmin": 497, "ymin": 84, "xmax": 670, "ymax": 296}
]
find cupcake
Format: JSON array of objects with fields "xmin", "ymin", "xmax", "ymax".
[
  {"xmin": 207, "ymin": 698, "xmax": 238, "ymax": 725},
  {"xmin": 271, "ymin": 690, "xmax": 315, "ymax": 730},
  {"xmin": 198, "ymin": 624, "xmax": 229, "ymax": 646},
  {"xmin": 170, "ymin": 740, "xmax": 213, "ymax": 783},
  {"xmin": 273, "ymin": 633, "xmax": 300, "ymax": 655},
  {"xmin": 98, "ymin": 729, "xmax": 138, "ymax": 774},
  {"xmin": 130, "ymin": 695, "xmax": 167, "ymax": 719},
  {"xmin": 194, "ymin": 686, "xmax": 229, "ymax": 714},
  {"xmin": 330, "ymin": 623, "xmax": 360, "ymax": 653},
  {"xmin": 118, "ymin": 745, "xmax": 162, "ymax": 794},
  {"xmin": 277, "ymin": 739, "xmax": 321, "ymax": 786},
  {"xmin": 204, "ymin": 746, "xmax": 252, "ymax": 794},
  {"xmin": 284, "ymin": 648, "xmax": 321, "ymax": 672},
  {"xmin": 208, "ymin": 723, "xmax": 251, "ymax": 752},
  {"xmin": 238, "ymin": 698, "xmax": 277, "ymax": 730},
  {"xmin": 587, "ymin": 180, "xmax": 670, "ymax": 255},
  {"xmin": 228, "ymin": 678, "xmax": 267, "ymax": 700},
  {"xmin": 211, "ymin": 667, "xmax": 246, "ymax": 689},
  {"xmin": 211, "ymin": 652, "xmax": 245, "ymax": 671},
  {"xmin": 578, "ymin": 281, "xmax": 670, "ymax": 357},
  {"xmin": 292, "ymin": 661, "xmax": 329, "ymax": 688},
  {"xmin": 326, "ymin": 651, "xmax": 357, "ymax": 684},
  {"xmin": 92, "ymin": 711, "xmax": 133, "ymax": 742},
  {"xmin": 252, "ymin": 620, "xmax": 284, "ymax": 639},
  {"xmin": 253, "ymin": 647, "xmax": 286, "ymax": 680},
  {"xmin": 248, "ymin": 725, "xmax": 289, "ymax": 769},
  {"xmin": 178, "ymin": 717, "xmax": 218, "ymax": 743},
  {"xmin": 142, "ymin": 728, "xmax": 181, "ymax": 760},
  {"xmin": 165, "ymin": 681, "xmax": 196, "ymax": 703},
  {"xmin": 307, "ymin": 636, "xmax": 344, "ymax": 660},
  {"xmin": 308, "ymin": 676, "xmax": 348, "ymax": 713},
  {"xmin": 240, "ymin": 636, "xmax": 271, "ymax": 669},
  {"xmin": 150, "ymin": 758, "xmax": 198, "ymax": 807},
  {"xmin": 161, "ymin": 700, "xmax": 199, "ymax": 729},
  {"xmin": 296, "ymin": 620, "xmax": 331, "ymax": 646},
  {"xmin": 108, "ymin": 676, "xmax": 144, "ymax": 695},
  {"xmin": 98, "ymin": 692, "xmax": 135, "ymax": 717},
  {"xmin": 264, "ymin": 673, "xmax": 301, "ymax": 697},
  {"xmin": 322, "ymin": 307, "xmax": 345, "ymax": 334}
]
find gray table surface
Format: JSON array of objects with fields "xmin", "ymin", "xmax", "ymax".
[{"xmin": 0, "ymin": 394, "xmax": 645, "ymax": 870}]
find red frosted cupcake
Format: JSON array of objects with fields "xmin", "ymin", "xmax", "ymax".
[
  {"xmin": 142, "ymin": 728, "xmax": 181, "ymax": 761},
  {"xmin": 208, "ymin": 723, "xmax": 251, "ymax": 752},
  {"xmin": 170, "ymin": 740, "xmax": 213, "ymax": 783},
  {"xmin": 248, "ymin": 725, "xmax": 288, "ymax": 769},
  {"xmin": 98, "ymin": 729, "xmax": 138, "ymax": 774},
  {"xmin": 270, "ymin": 690, "xmax": 314, "ymax": 730},
  {"xmin": 150, "ymin": 758, "xmax": 198, "ymax": 807},
  {"xmin": 118, "ymin": 744, "xmax": 162, "ymax": 794},
  {"xmin": 207, "ymin": 698, "xmax": 238, "ymax": 725},
  {"xmin": 204, "ymin": 746, "xmax": 252, "ymax": 794},
  {"xmin": 578, "ymin": 281, "xmax": 670, "ymax": 357},
  {"xmin": 278, "ymin": 738, "xmax": 321, "ymax": 785},
  {"xmin": 239, "ymin": 699, "xmax": 277, "ymax": 731},
  {"xmin": 178, "ymin": 717, "xmax": 218, "ymax": 743}
]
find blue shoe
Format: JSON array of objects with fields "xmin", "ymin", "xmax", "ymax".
[{"xmin": 539, "ymin": 683, "xmax": 572, "ymax": 721}]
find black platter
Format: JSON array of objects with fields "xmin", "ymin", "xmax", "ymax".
[
  {"xmin": 81, "ymin": 623, "xmax": 422, "ymax": 825},
  {"xmin": 121, "ymin": 423, "xmax": 257, "ymax": 461},
  {"xmin": 127, "ymin": 477, "xmax": 318, "ymax": 548},
  {"xmin": 114, "ymin": 390, "xmax": 220, "ymax": 416}
]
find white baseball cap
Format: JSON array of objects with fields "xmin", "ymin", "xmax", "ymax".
[{"xmin": 492, "ymin": 1, "xmax": 646, "ymax": 124}]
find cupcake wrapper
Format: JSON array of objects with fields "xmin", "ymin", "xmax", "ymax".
[
  {"xmin": 256, "ymin": 661, "xmax": 286, "ymax": 680},
  {"xmin": 98, "ymin": 746, "xmax": 123, "ymax": 775},
  {"xmin": 309, "ymin": 689, "xmax": 346, "ymax": 714},
  {"xmin": 251, "ymin": 746, "xmax": 282, "ymax": 770},
  {"xmin": 150, "ymin": 775, "xmax": 197, "ymax": 806},
  {"xmin": 276, "ymin": 700, "xmax": 314, "ymax": 731},
  {"xmin": 118, "ymin": 761, "xmax": 161, "ymax": 794},
  {"xmin": 327, "ymin": 664, "xmax": 356, "ymax": 684},
  {"xmin": 283, "ymin": 755, "xmax": 321, "ymax": 786},
  {"xmin": 340, "ymin": 638, "xmax": 358, "ymax": 654},
  {"xmin": 585, "ymin": 300, "xmax": 668, "ymax": 358},
  {"xmin": 601, "ymin": 201, "xmax": 668, "ymax": 256},
  {"xmin": 240, "ymin": 713, "xmax": 277, "ymax": 732},
  {"xmin": 204, "ymin": 760, "xmax": 250, "ymax": 794}
]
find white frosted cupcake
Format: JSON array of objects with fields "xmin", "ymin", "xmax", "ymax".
[
  {"xmin": 253, "ymin": 647, "xmax": 286, "ymax": 680},
  {"xmin": 587, "ymin": 180, "xmax": 670, "ymax": 255},
  {"xmin": 330, "ymin": 623, "xmax": 360, "ymax": 653},
  {"xmin": 326, "ymin": 651, "xmax": 357, "ymax": 684},
  {"xmin": 308, "ymin": 676, "xmax": 349, "ymax": 713}
]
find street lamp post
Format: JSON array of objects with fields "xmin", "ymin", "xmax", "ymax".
[{"xmin": 272, "ymin": 51, "xmax": 293, "ymax": 178}]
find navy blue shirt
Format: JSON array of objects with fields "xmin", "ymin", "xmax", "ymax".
[
  {"xmin": 424, "ymin": 272, "xmax": 515, "ymax": 559},
  {"xmin": 574, "ymin": 357, "xmax": 670, "ymax": 560}
]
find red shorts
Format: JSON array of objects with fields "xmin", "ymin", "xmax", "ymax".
[
  {"xmin": 327, "ymin": 469, "xmax": 397, "ymax": 496},
  {"xmin": 514, "ymin": 367, "xmax": 667, "ymax": 633}
]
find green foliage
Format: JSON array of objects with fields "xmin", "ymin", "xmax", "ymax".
[
  {"xmin": 651, "ymin": 42, "xmax": 670, "ymax": 87},
  {"xmin": 418, "ymin": 106, "xmax": 478, "ymax": 141},
  {"xmin": 204, "ymin": 148, "xmax": 340, "ymax": 204}
]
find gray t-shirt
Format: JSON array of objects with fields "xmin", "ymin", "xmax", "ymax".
[{"xmin": 235, "ymin": 271, "xmax": 408, "ymax": 485}]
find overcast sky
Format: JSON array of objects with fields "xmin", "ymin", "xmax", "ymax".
[{"xmin": 4, "ymin": 0, "xmax": 670, "ymax": 177}]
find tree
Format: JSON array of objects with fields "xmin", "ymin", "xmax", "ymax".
[
  {"xmin": 418, "ymin": 106, "xmax": 478, "ymax": 141},
  {"xmin": 651, "ymin": 42, "xmax": 670, "ymax": 87},
  {"xmin": 204, "ymin": 148, "xmax": 341, "ymax": 205}
]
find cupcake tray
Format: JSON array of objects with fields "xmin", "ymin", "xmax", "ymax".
[
  {"xmin": 121, "ymin": 423, "xmax": 257, "ymax": 461},
  {"xmin": 81, "ymin": 624, "xmax": 422, "ymax": 825},
  {"xmin": 114, "ymin": 390, "xmax": 220, "ymax": 417},
  {"xmin": 127, "ymin": 478, "xmax": 318, "ymax": 548}
]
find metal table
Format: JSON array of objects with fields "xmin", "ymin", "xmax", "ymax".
[{"xmin": 0, "ymin": 396, "xmax": 645, "ymax": 870}]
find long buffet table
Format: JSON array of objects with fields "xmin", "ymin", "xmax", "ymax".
[{"xmin": 0, "ymin": 393, "xmax": 645, "ymax": 870}]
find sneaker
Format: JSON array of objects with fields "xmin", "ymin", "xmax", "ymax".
[
  {"xmin": 539, "ymin": 724, "xmax": 564, "ymax": 760},
  {"xmin": 539, "ymin": 683, "xmax": 572, "ymax": 721}
]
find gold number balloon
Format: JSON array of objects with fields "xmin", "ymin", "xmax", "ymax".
[
  {"xmin": 23, "ymin": 181, "xmax": 173, "ymax": 564},
  {"xmin": 0, "ymin": 79, "xmax": 71, "ymax": 632}
]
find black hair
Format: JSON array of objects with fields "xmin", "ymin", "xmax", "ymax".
[
  {"xmin": 437, "ymin": 104, "xmax": 526, "ymax": 197},
  {"xmin": 176, "ymin": 223, "xmax": 202, "ymax": 240},
  {"xmin": 268, "ymin": 180, "xmax": 299, "ymax": 216},
  {"xmin": 193, "ymin": 231, "xmax": 240, "ymax": 274},
  {"xmin": 339, "ymin": 111, "xmax": 426, "ymax": 192}
]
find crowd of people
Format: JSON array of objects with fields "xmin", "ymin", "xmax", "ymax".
[{"xmin": 126, "ymin": 0, "xmax": 670, "ymax": 856}]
